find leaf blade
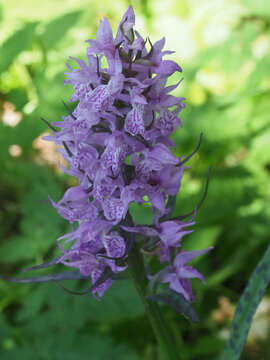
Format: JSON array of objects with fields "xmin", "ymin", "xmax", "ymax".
[
  {"xmin": 221, "ymin": 244, "xmax": 270, "ymax": 360},
  {"xmin": 40, "ymin": 11, "xmax": 81, "ymax": 49},
  {"xmin": 148, "ymin": 288, "xmax": 200, "ymax": 323},
  {"xmin": 0, "ymin": 22, "xmax": 38, "ymax": 72}
]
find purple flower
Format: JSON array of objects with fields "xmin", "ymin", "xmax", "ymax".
[
  {"xmin": 160, "ymin": 247, "xmax": 213, "ymax": 302},
  {"xmin": 102, "ymin": 197, "xmax": 126, "ymax": 223},
  {"xmin": 91, "ymin": 268, "xmax": 113, "ymax": 298},
  {"xmin": 102, "ymin": 231, "xmax": 127, "ymax": 273},
  {"xmin": 115, "ymin": 6, "xmax": 135, "ymax": 46},
  {"xmin": 121, "ymin": 218, "xmax": 195, "ymax": 262},
  {"xmin": 87, "ymin": 17, "xmax": 115, "ymax": 57},
  {"xmin": 49, "ymin": 186, "xmax": 98, "ymax": 224},
  {"xmin": 125, "ymin": 103, "xmax": 146, "ymax": 137},
  {"xmin": 39, "ymin": 5, "xmax": 212, "ymax": 301}
]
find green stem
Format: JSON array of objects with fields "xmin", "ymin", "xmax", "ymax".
[{"xmin": 127, "ymin": 242, "xmax": 180, "ymax": 360}]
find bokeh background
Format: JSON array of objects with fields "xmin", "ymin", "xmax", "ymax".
[{"xmin": 1, "ymin": 0, "xmax": 270, "ymax": 359}]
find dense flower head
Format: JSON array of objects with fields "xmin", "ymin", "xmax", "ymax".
[{"xmin": 45, "ymin": 6, "xmax": 212, "ymax": 301}]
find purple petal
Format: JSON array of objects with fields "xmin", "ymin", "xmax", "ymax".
[
  {"xmin": 155, "ymin": 60, "xmax": 182, "ymax": 76},
  {"xmin": 115, "ymin": 5, "xmax": 135, "ymax": 44},
  {"xmin": 161, "ymin": 78, "xmax": 184, "ymax": 96},
  {"xmin": 103, "ymin": 232, "xmax": 126, "ymax": 258},
  {"xmin": 97, "ymin": 17, "xmax": 114, "ymax": 48},
  {"xmin": 161, "ymin": 273, "xmax": 190, "ymax": 301},
  {"xmin": 178, "ymin": 265, "xmax": 205, "ymax": 282},
  {"xmin": 91, "ymin": 268, "xmax": 113, "ymax": 298},
  {"xmin": 148, "ymin": 143, "xmax": 179, "ymax": 165},
  {"xmin": 152, "ymin": 37, "xmax": 166, "ymax": 55},
  {"xmin": 159, "ymin": 219, "xmax": 195, "ymax": 246},
  {"xmin": 148, "ymin": 191, "xmax": 166, "ymax": 214},
  {"xmin": 102, "ymin": 197, "xmax": 125, "ymax": 222},
  {"xmin": 124, "ymin": 104, "xmax": 146, "ymax": 137},
  {"xmin": 174, "ymin": 247, "xmax": 214, "ymax": 268}
]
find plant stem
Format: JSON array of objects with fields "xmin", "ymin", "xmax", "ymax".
[{"xmin": 127, "ymin": 242, "xmax": 179, "ymax": 360}]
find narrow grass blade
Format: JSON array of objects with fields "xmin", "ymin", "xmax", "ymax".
[{"xmin": 221, "ymin": 244, "xmax": 270, "ymax": 360}]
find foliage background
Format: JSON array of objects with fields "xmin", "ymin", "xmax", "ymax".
[{"xmin": 0, "ymin": 0, "xmax": 270, "ymax": 359}]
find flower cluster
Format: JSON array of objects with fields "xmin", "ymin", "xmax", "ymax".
[{"xmin": 45, "ymin": 6, "xmax": 212, "ymax": 301}]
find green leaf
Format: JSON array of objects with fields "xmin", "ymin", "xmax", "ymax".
[
  {"xmin": 190, "ymin": 335, "xmax": 225, "ymax": 357},
  {"xmin": 174, "ymin": 0, "xmax": 190, "ymax": 18},
  {"xmin": 0, "ymin": 348, "xmax": 33, "ymax": 360},
  {"xmin": 129, "ymin": 202, "xmax": 154, "ymax": 225},
  {"xmin": 40, "ymin": 11, "xmax": 81, "ymax": 50},
  {"xmin": 17, "ymin": 279, "xmax": 144, "ymax": 325},
  {"xmin": 221, "ymin": 244, "xmax": 270, "ymax": 360},
  {"xmin": 0, "ymin": 22, "xmax": 38, "ymax": 73},
  {"xmin": 85, "ymin": 280, "xmax": 145, "ymax": 323},
  {"xmin": 183, "ymin": 226, "xmax": 221, "ymax": 252},
  {"xmin": 0, "ymin": 5, "xmax": 3, "ymax": 24},
  {"xmin": 243, "ymin": 0, "xmax": 270, "ymax": 16},
  {"xmin": 52, "ymin": 335, "xmax": 140, "ymax": 360},
  {"xmin": 6, "ymin": 88, "xmax": 28, "ymax": 111},
  {"xmin": 0, "ymin": 167, "xmax": 65, "ymax": 262},
  {"xmin": 148, "ymin": 288, "xmax": 200, "ymax": 323}
]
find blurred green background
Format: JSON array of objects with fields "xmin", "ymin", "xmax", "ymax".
[{"xmin": 0, "ymin": 0, "xmax": 270, "ymax": 359}]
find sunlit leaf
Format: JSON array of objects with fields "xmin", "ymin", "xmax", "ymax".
[
  {"xmin": 0, "ymin": 22, "xmax": 38, "ymax": 73},
  {"xmin": 243, "ymin": 0, "xmax": 270, "ymax": 16},
  {"xmin": 40, "ymin": 11, "xmax": 81, "ymax": 49},
  {"xmin": 0, "ymin": 5, "xmax": 3, "ymax": 24}
]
